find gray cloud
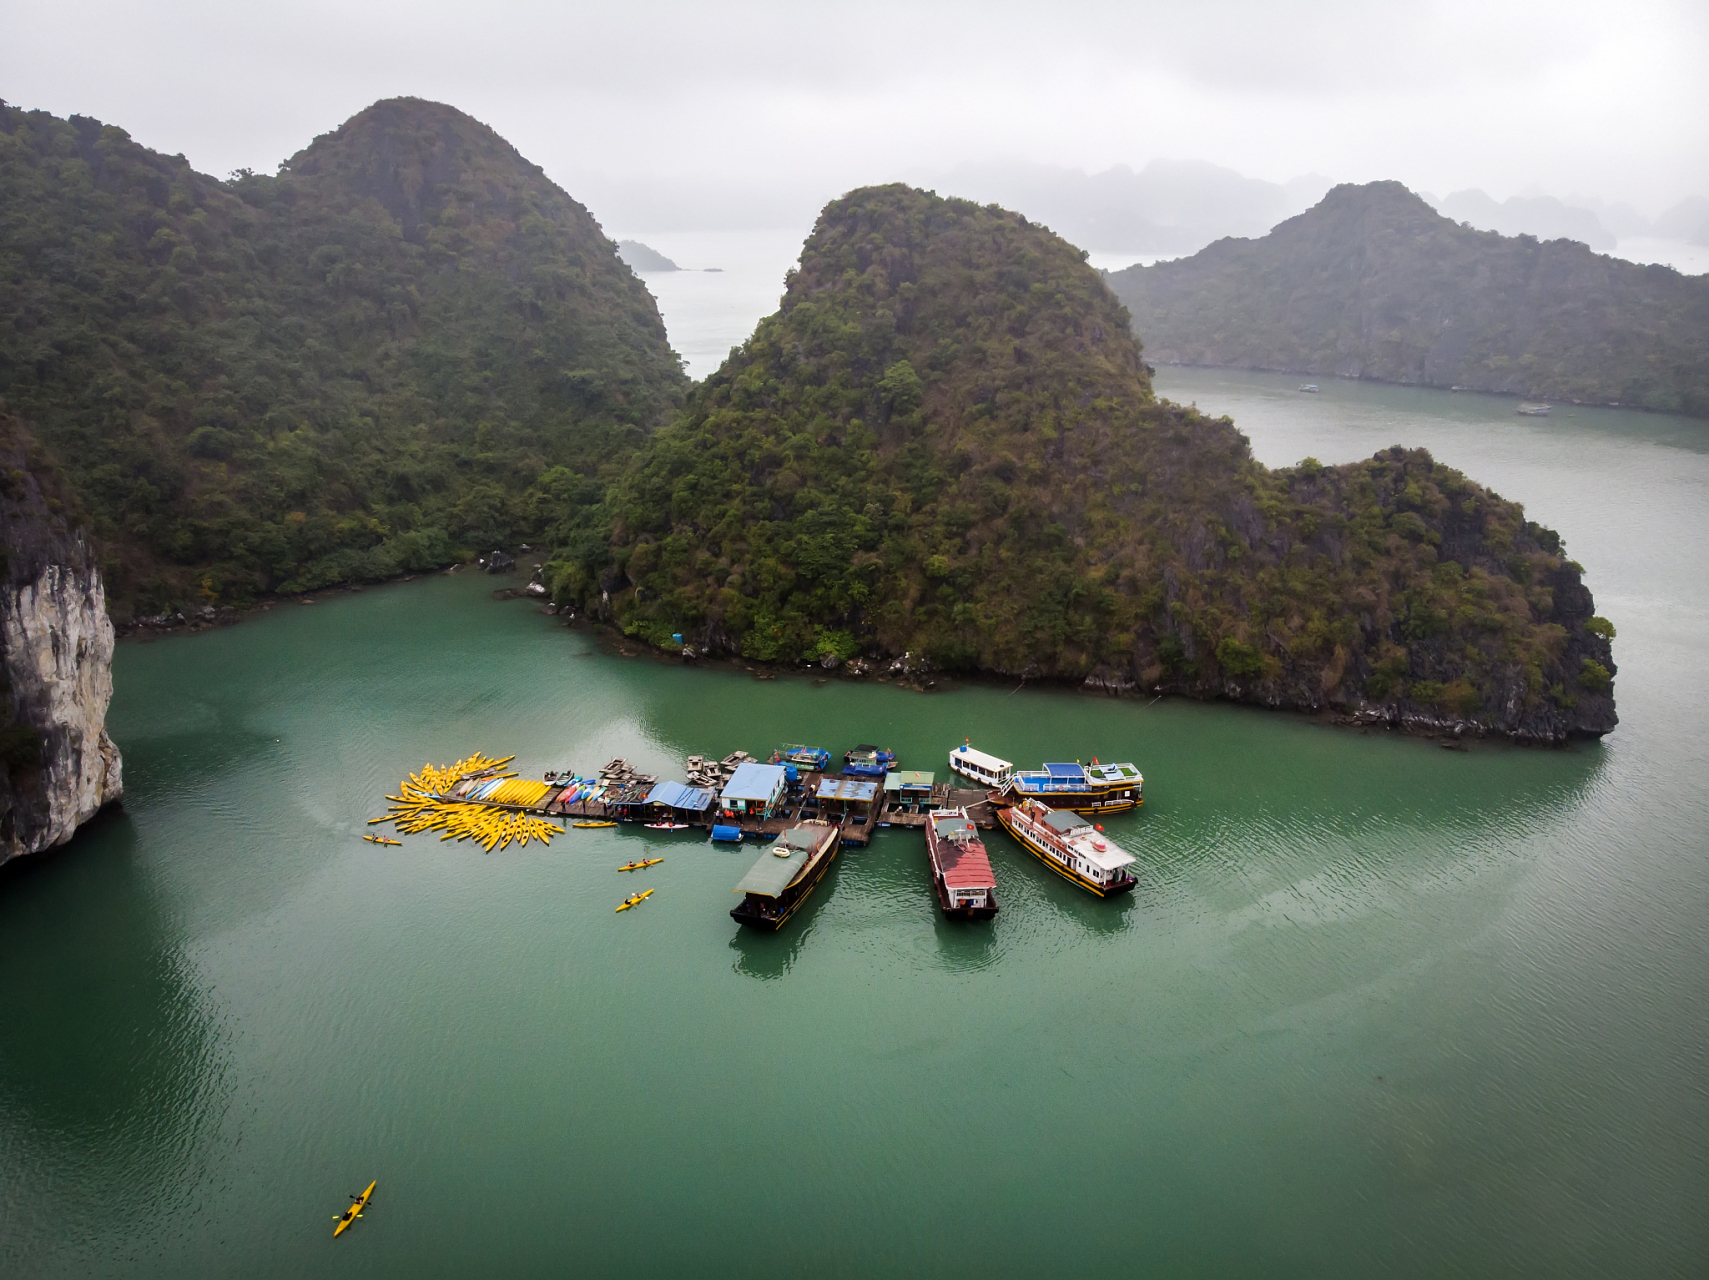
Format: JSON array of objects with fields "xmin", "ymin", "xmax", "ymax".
[{"xmin": 5, "ymin": 0, "xmax": 1704, "ymax": 222}]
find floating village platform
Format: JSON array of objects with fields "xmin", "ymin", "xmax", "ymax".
[{"xmin": 425, "ymin": 762, "xmax": 996, "ymax": 846}]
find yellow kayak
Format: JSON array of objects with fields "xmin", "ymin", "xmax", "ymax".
[
  {"xmin": 333, "ymin": 1180, "xmax": 376, "ymax": 1237},
  {"xmin": 616, "ymin": 888, "xmax": 655, "ymax": 912},
  {"xmin": 619, "ymin": 858, "xmax": 664, "ymax": 872},
  {"xmin": 362, "ymin": 834, "xmax": 402, "ymax": 847},
  {"xmin": 574, "ymin": 821, "xmax": 617, "ymax": 829}
]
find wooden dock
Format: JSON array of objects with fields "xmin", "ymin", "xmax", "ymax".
[{"xmin": 528, "ymin": 777, "xmax": 999, "ymax": 844}]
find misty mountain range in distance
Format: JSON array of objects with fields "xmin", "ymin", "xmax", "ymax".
[{"xmin": 602, "ymin": 157, "xmax": 1708, "ymax": 271}]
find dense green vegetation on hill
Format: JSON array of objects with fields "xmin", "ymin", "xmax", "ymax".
[
  {"xmin": 1106, "ymin": 181, "xmax": 1709, "ymax": 418},
  {"xmin": 565, "ymin": 185, "xmax": 1615, "ymax": 739},
  {"xmin": 0, "ymin": 99, "xmax": 683, "ymax": 614}
]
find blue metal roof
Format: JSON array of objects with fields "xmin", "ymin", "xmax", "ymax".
[
  {"xmin": 721, "ymin": 762, "xmax": 789, "ymax": 802},
  {"xmin": 1044, "ymin": 762, "xmax": 1086, "ymax": 779},
  {"xmin": 647, "ymin": 781, "xmax": 714, "ymax": 811}
]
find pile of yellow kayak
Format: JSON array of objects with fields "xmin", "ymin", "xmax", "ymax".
[
  {"xmin": 407, "ymin": 751, "xmax": 515, "ymax": 796},
  {"xmin": 369, "ymin": 752, "xmax": 563, "ymax": 852},
  {"xmin": 478, "ymin": 777, "xmax": 552, "ymax": 806}
]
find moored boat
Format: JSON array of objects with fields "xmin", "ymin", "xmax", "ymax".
[
  {"xmin": 729, "ymin": 822, "xmax": 841, "ymax": 930},
  {"xmin": 1006, "ymin": 760, "xmax": 1143, "ymax": 814},
  {"xmin": 1517, "ymin": 402, "xmax": 1551, "ymax": 416},
  {"xmin": 843, "ymin": 744, "xmax": 897, "ymax": 778},
  {"xmin": 997, "ymin": 798, "xmax": 1137, "ymax": 897},
  {"xmin": 924, "ymin": 807, "xmax": 998, "ymax": 919},
  {"xmin": 948, "ymin": 742, "xmax": 1014, "ymax": 789},
  {"xmin": 771, "ymin": 744, "xmax": 832, "ymax": 770}
]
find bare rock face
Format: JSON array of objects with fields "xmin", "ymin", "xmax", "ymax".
[{"xmin": 0, "ymin": 414, "xmax": 123, "ymax": 864}]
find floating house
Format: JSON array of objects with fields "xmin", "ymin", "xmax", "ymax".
[
  {"xmin": 814, "ymin": 776, "xmax": 879, "ymax": 822},
  {"xmin": 720, "ymin": 762, "xmax": 789, "ymax": 819},
  {"xmin": 646, "ymin": 780, "xmax": 715, "ymax": 823},
  {"xmin": 884, "ymin": 770, "xmax": 936, "ymax": 811},
  {"xmin": 606, "ymin": 780, "xmax": 658, "ymax": 821}
]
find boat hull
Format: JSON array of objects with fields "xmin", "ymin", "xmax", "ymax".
[
  {"xmin": 730, "ymin": 831, "xmax": 842, "ymax": 930},
  {"xmin": 996, "ymin": 808, "xmax": 1136, "ymax": 898},
  {"xmin": 1006, "ymin": 788, "xmax": 1140, "ymax": 816}
]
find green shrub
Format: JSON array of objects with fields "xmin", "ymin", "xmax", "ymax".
[
  {"xmin": 1215, "ymin": 637, "xmax": 1264, "ymax": 677},
  {"xmin": 1585, "ymin": 616, "xmax": 1616, "ymax": 639},
  {"xmin": 1578, "ymin": 658, "xmax": 1612, "ymax": 691}
]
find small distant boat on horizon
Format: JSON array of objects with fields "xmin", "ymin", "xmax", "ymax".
[
  {"xmin": 1517, "ymin": 403, "xmax": 1551, "ymax": 416},
  {"xmin": 1298, "ymin": 383, "xmax": 1320, "ymax": 392}
]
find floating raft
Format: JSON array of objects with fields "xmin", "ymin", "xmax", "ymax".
[{"xmin": 370, "ymin": 752, "xmax": 565, "ymax": 852}]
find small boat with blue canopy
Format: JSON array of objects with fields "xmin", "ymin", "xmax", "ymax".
[{"xmin": 771, "ymin": 744, "xmax": 831, "ymax": 771}]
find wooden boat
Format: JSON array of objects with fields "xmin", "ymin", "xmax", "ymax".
[
  {"xmin": 619, "ymin": 858, "xmax": 664, "ymax": 872},
  {"xmin": 574, "ymin": 821, "xmax": 617, "ymax": 828},
  {"xmin": 1004, "ymin": 760, "xmax": 1143, "ymax": 814},
  {"xmin": 361, "ymin": 834, "xmax": 402, "ymax": 846},
  {"xmin": 730, "ymin": 822, "xmax": 840, "ymax": 930},
  {"xmin": 924, "ymin": 807, "xmax": 998, "ymax": 919},
  {"xmin": 616, "ymin": 888, "xmax": 655, "ymax": 912},
  {"xmin": 997, "ymin": 797, "xmax": 1137, "ymax": 897},
  {"xmin": 333, "ymin": 1181, "xmax": 376, "ymax": 1237}
]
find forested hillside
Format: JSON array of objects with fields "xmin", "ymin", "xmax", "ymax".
[
  {"xmin": 0, "ymin": 98, "xmax": 684, "ymax": 613},
  {"xmin": 1106, "ymin": 181, "xmax": 1709, "ymax": 418},
  {"xmin": 570, "ymin": 184, "xmax": 1616, "ymax": 741}
]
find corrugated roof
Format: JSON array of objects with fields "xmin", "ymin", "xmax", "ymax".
[
  {"xmin": 647, "ymin": 781, "xmax": 714, "ymax": 811},
  {"xmin": 1044, "ymin": 762, "xmax": 1085, "ymax": 779},
  {"xmin": 721, "ymin": 762, "xmax": 788, "ymax": 803},
  {"xmin": 937, "ymin": 837, "xmax": 995, "ymax": 890},
  {"xmin": 815, "ymin": 777, "xmax": 878, "ymax": 802},
  {"xmin": 884, "ymin": 770, "xmax": 935, "ymax": 790},
  {"xmin": 1044, "ymin": 809, "xmax": 1091, "ymax": 833}
]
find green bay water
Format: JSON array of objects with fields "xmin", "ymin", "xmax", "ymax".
[{"xmin": 2, "ymin": 372, "xmax": 1706, "ymax": 1277}]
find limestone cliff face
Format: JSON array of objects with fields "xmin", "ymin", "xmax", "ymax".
[{"xmin": 0, "ymin": 414, "xmax": 122, "ymax": 864}]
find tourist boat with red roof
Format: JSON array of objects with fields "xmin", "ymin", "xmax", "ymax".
[
  {"xmin": 996, "ymin": 797, "xmax": 1137, "ymax": 897},
  {"xmin": 924, "ymin": 807, "xmax": 998, "ymax": 919}
]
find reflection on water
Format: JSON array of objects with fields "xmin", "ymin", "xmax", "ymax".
[
  {"xmin": 727, "ymin": 895, "xmax": 822, "ymax": 980},
  {"xmin": 1, "ymin": 431, "xmax": 1701, "ymax": 1280},
  {"xmin": 0, "ymin": 814, "xmax": 227, "ymax": 1272}
]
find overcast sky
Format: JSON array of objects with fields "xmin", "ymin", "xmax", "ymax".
[{"xmin": 6, "ymin": 0, "xmax": 1706, "ymax": 226}]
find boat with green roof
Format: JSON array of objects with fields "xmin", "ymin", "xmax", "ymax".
[{"xmin": 729, "ymin": 822, "xmax": 842, "ymax": 930}]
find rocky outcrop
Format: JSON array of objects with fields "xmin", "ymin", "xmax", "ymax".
[{"xmin": 0, "ymin": 414, "xmax": 122, "ymax": 864}]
